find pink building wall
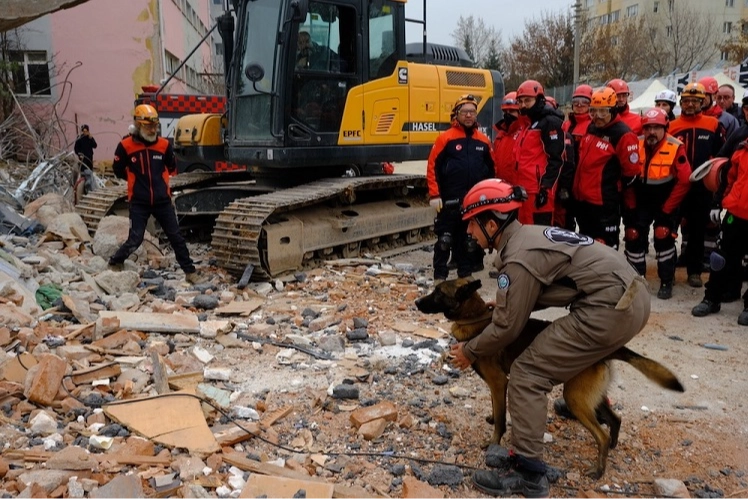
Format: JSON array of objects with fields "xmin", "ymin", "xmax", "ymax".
[{"xmin": 41, "ymin": 0, "xmax": 215, "ymax": 161}]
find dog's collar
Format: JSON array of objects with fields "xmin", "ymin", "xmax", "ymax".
[{"xmin": 452, "ymin": 307, "xmax": 493, "ymax": 326}]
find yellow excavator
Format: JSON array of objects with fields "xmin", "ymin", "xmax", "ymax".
[{"xmin": 78, "ymin": 0, "xmax": 504, "ymax": 281}]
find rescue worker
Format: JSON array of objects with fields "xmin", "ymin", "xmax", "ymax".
[
  {"xmin": 513, "ymin": 80, "xmax": 565, "ymax": 226},
  {"xmin": 572, "ymin": 87, "xmax": 640, "ymax": 248},
  {"xmin": 109, "ymin": 104, "xmax": 206, "ymax": 284},
  {"xmin": 669, "ymin": 82, "xmax": 725, "ymax": 287},
  {"xmin": 74, "ymin": 124, "xmax": 97, "ymax": 171},
  {"xmin": 623, "ymin": 108, "xmax": 691, "ymax": 299},
  {"xmin": 718, "ymin": 88, "xmax": 748, "ymax": 158},
  {"xmin": 426, "ymin": 94, "xmax": 494, "ymax": 284},
  {"xmin": 691, "ymin": 146, "xmax": 748, "ymax": 326},
  {"xmin": 699, "ymin": 76, "xmax": 739, "ymax": 138},
  {"xmin": 450, "ymin": 178, "xmax": 650, "ymax": 498},
  {"xmin": 558, "ymin": 84, "xmax": 594, "ymax": 230},
  {"xmin": 607, "ymin": 78, "xmax": 643, "ymax": 135},
  {"xmin": 654, "ymin": 89, "xmax": 678, "ymax": 121},
  {"xmin": 492, "ymin": 92, "xmax": 523, "ymax": 184}
]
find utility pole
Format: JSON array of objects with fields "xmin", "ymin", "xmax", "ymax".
[{"xmin": 573, "ymin": 0, "xmax": 582, "ymax": 88}]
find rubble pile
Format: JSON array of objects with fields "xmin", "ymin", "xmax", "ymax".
[{"xmin": 0, "ymin": 192, "xmax": 745, "ymax": 498}]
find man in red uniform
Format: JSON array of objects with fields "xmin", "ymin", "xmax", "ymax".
[
  {"xmin": 623, "ymin": 108, "xmax": 691, "ymax": 299},
  {"xmin": 607, "ymin": 78, "xmax": 643, "ymax": 135},
  {"xmin": 699, "ymin": 76, "xmax": 739, "ymax": 138},
  {"xmin": 558, "ymin": 84, "xmax": 593, "ymax": 230},
  {"xmin": 492, "ymin": 92, "xmax": 523, "ymax": 184},
  {"xmin": 426, "ymin": 94, "xmax": 494, "ymax": 284},
  {"xmin": 109, "ymin": 105, "xmax": 206, "ymax": 284},
  {"xmin": 512, "ymin": 80, "xmax": 565, "ymax": 226},
  {"xmin": 669, "ymin": 82, "xmax": 725, "ymax": 287},
  {"xmin": 573, "ymin": 87, "xmax": 640, "ymax": 248}
]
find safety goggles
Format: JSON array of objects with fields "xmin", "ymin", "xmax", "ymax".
[
  {"xmin": 571, "ymin": 98, "xmax": 590, "ymax": 107},
  {"xmin": 589, "ymin": 107, "xmax": 611, "ymax": 116}
]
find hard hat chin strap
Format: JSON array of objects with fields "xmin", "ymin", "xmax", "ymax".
[{"xmin": 475, "ymin": 211, "xmax": 516, "ymax": 253}]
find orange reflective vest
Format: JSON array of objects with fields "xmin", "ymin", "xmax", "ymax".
[{"xmin": 638, "ymin": 135, "xmax": 681, "ymax": 185}]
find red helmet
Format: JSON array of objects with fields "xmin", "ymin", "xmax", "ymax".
[
  {"xmin": 501, "ymin": 91, "xmax": 519, "ymax": 111},
  {"xmin": 545, "ymin": 96, "xmax": 558, "ymax": 109},
  {"xmin": 641, "ymin": 107, "xmax": 669, "ymax": 127},
  {"xmin": 461, "ymin": 179, "xmax": 526, "ymax": 221},
  {"xmin": 698, "ymin": 76, "xmax": 719, "ymax": 95},
  {"xmin": 690, "ymin": 157, "xmax": 728, "ymax": 192},
  {"xmin": 607, "ymin": 78, "xmax": 630, "ymax": 95},
  {"xmin": 516, "ymin": 80, "xmax": 544, "ymax": 99},
  {"xmin": 572, "ymin": 84, "xmax": 594, "ymax": 100}
]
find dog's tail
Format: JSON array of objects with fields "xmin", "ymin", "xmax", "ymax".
[{"xmin": 608, "ymin": 347, "xmax": 685, "ymax": 392}]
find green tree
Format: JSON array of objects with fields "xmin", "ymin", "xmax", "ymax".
[{"xmin": 484, "ymin": 39, "xmax": 502, "ymax": 72}]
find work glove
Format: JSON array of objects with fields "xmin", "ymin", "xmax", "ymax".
[
  {"xmin": 429, "ymin": 197, "xmax": 443, "ymax": 213},
  {"xmin": 709, "ymin": 208, "xmax": 722, "ymax": 225},
  {"xmin": 556, "ymin": 187, "xmax": 570, "ymax": 203},
  {"xmin": 535, "ymin": 188, "xmax": 548, "ymax": 209}
]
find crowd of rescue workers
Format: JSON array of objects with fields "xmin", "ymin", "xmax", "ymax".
[{"xmin": 424, "ymin": 77, "xmax": 747, "ymax": 496}]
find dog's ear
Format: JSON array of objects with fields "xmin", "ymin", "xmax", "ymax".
[{"xmin": 455, "ymin": 279, "xmax": 482, "ymax": 301}]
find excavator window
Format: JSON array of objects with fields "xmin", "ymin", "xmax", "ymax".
[
  {"xmin": 368, "ymin": 2, "xmax": 397, "ymax": 79},
  {"xmin": 291, "ymin": 2, "xmax": 357, "ymax": 135}
]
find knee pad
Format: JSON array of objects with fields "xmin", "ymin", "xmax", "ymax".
[
  {"xmin": 624, "ymin": 227, "xmax": 639, "ymax": 242},
  {"xmin": 437, "ymin": 232, "xmax": 453, "ymax": 251},
  {"xmin": 710, "ymin": 251, "xmax": 726, "ymax": 272},
  {"xmin": 654, "ymin": 226, "xmax": 672, "ymax": 241}
]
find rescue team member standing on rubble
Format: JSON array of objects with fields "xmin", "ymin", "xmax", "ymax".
[
  {"xmin": 513, "ymin": 80, "xmax": 564, "ymax": 226},
  {"xmin": 607, "ymin": 78, "xmax": 643, "ymax": 135},
  {"xmin": 109, "ymin": 104, "xmax": 206, "ymax": 284},
  {"xmin": 669, "ymin": 82, "xmax": 725, "ymax": 288},
  {"xmin": 449, "ymin": 178, "xmax": 650, "ymax": 498},
  {"xmin": 427, "ymin": 94, "xmax": 494, "ymax": 284},
  {"xmin": 623, "ymin": 108, "xmax": 691, "ymax": 300},
  {"xmin": 572, "ymin": 87, "xmax": 640, "ymax": 248},
  {"xmin": 691, "ymin": 145, "xmax": 748, "ymax": 326}
]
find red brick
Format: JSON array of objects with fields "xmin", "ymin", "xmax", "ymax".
[
  {"xmin": 349, "ymin": 401, "xmax": 397, "ymax": 428},
  {"xmin": 24, "ymin": 354, "xmax": 68, "ymax": 405}
]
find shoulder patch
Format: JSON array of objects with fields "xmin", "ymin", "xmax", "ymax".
[
  {"xmin": 629, "ymin": 152, "xmax": 639, "ymax": 164},
  {"xmin": 543, "ymin": 227, "xmax": 594, "ymax": 246},
  {"xmin": 497, "ymin": 273, "xmax": 510, "ymax": 290}
]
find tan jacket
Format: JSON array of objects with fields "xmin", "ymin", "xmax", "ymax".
[{"xmin": 464, "ymin": 223, "xmax": 642, "ymax": 362}]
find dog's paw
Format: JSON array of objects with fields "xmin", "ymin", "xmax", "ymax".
[
  {"xmin": 586, "ymin": 466, "xmax": 604, "ymax": 480},
  {"xmin": 480, "ymin": 436, "xmax": 500, "ymax": 450}
]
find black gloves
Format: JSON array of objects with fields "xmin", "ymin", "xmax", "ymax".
[
  {"xmin": 556, "ymin": 188, "xmax": 570, "ymax": 203},
  {"xmin": 535, "ymin": 188, "xmax": 549, "ymax": 209}
]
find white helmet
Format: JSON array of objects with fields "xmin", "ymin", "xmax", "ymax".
[{"xmin": 655, "ymin": 89, "xmax": 677, "ymax": 106}]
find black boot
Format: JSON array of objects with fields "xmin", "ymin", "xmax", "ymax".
[
  {"xmin": 657, "ymin": 281, "xmax": 673, "ymax": 300},
  {"xmin": 691, "ymin": 299, "xmax": 720, "ymax": 317},
  {"xmin": 472, "ymin": 457, "xmax": 549, "ymax": 498}
]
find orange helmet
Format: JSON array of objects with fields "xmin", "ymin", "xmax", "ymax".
[
  {"xmin": 591, "ymin": 87, "xmax": 617, "ymax": 107},
  {"xmin": 681, "ymin": 82, "xmax": 706, "ymax": 101},
  {"xmin": 641, "ymin": 107, "xmax": 669, "ymax": 127},
  {"xmin": 133, "ymin": 104, "xmax": 159, "ymax": 125},
  {"xmin": 516, "ymin": 80, "xmax": 544, "ymax": 99},
  {"xmin": 572, "ymin": 84, "xmax": 594, "ymax": 100},
  {"xmin": 501, "ymin": 91, "xmax": 519, "ymax": 111},
  {"xmin": 698, "ymin": 76, "xmax": 719, "ymax": 95},
  {"xmin": 690, "ymin": 157, "xmax": 728, "ymax": 192},
  {"xmin": 461, "ymin": 179, "xmax": 526, "ymax": 221},
  {"xmin": 607, "ymin": 78, "xmax": 630, "ymax": 95}
]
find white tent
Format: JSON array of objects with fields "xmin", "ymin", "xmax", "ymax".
[{"xmin": 628, "ymin": 79, "xmax": 669, "ymax": 113}]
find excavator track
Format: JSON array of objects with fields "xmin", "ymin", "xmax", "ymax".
[
  {"xmin": 75, "ymin": 172, "xmax": 222, "ymax": 235},
  {"xmin": 212, "ymin": 174, "xmax": 434, "ymax": 280}
]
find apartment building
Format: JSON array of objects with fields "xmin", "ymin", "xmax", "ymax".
[
  {"xmin": 583, "ymin": 0, "xmax": 748, "ymax": 64},
  {"xmin": 4, "ymin": 0, "xmax": 219, "ymax": 158}
]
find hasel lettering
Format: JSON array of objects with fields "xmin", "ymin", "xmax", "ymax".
[{"xmin": 411, "ymin": 122, "xmax": 437, "ymax": 132}]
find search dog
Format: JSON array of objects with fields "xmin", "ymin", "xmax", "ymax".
[{"xmin": 414, "ymin": 277, "xmax": 684, "ymax": 478}]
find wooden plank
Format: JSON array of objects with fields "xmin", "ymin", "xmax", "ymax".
[
  {"xmin": 212, "ymin": 422, "xmax": 260, "ymax": 446},
  {"xmin": 97, "ymin": 311, "xmax": 200, "ymax": 334},
  {"xmin": 240, "ymin": 474, "xmax": 333, "ymax": 498},
  {"xmin": 70, "ymin": 363, "xmax": 122, "ymax": 386},
  {"xmin": 214, "ymin": 298, "xmax": 265, "ymax": 316},
  {"xmin": 260, "ymin": 405, "xmax": 294, "ymax": 429}
]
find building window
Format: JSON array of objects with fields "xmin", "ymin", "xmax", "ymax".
[
  {"xmin": 668, "ymin": 0, "xmax": 674, "ymax": 10},
  {"xmin": 215, "ymin": 43, "xmax": 224, "ymax": 56},
  {"xmin": 721, "ymin": 50, "xmax": 730, "ymax": 61},
  {"xmin": 626, "ymin": 4, "xmax": 638, "ymax": 17},
  {"xmin": 653, "ymin": 1, "xmax": 659, "ymax": 12},
  {"xmin": 585, "ymin": 0, "xmax": 593, "ymax": 6},
  {"xmin": 599, "ymin": 14, "xmax": 609, "ymax": 25},
  {"xmin": 7, "ymin": 51, "xmax": 51, "ymax": 96},
  {"xmin": 213, "ymin": 0, "xmax": 221, "ymax": 4},
  {"xmin": 610, "ymin": 9, "xmax": 620, "ymax": 22},
  {"xmin": 724, "ymin": 22, "xmax": 733, "ymax": 33},
  {"xmin": 726, "ymin": 0, "xmax": 734, "ymax": 6},
  {"xmin": 165, "ymin": 51, "xmax": 183, "ymax": 81}
]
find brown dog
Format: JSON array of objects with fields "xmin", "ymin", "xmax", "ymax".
[{"xmin": 415, "ymin": 277, "xmax": 685, "ymax": 478}]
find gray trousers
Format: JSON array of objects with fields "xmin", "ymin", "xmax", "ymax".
[{"xmin": 508, "ymin": 280, "xmax": 651, "ymax": 461}]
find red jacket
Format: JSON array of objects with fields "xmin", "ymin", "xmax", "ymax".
[
  {"xmin": 725, "ymin": 143, "xmax": 748, "ymax": 219},
  {"xmin": 573, "ymin": 116, "xmax": 640, "ymax": 208},
  {"xmin": 618, "ymin": 105, "xmax": 643, "ymax": 136},
  {"xmin": 492, "ymin": 117, "xmax": 523, "ymax": 184},
  {"xmin": 113, "ymin": 135, "xmax": 176, "ymax": 204},
  {"xmin": 513, "ymin": 107, "xmax": 565, "ymax": 195},
  {"xmin": 427, "ymin": 122, "xmax": 494, "ymax": 200}
]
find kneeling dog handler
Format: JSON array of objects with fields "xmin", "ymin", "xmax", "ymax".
[{"xmin": 448, "ymin": 179, "xmax": 650, "ymax": 497}]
